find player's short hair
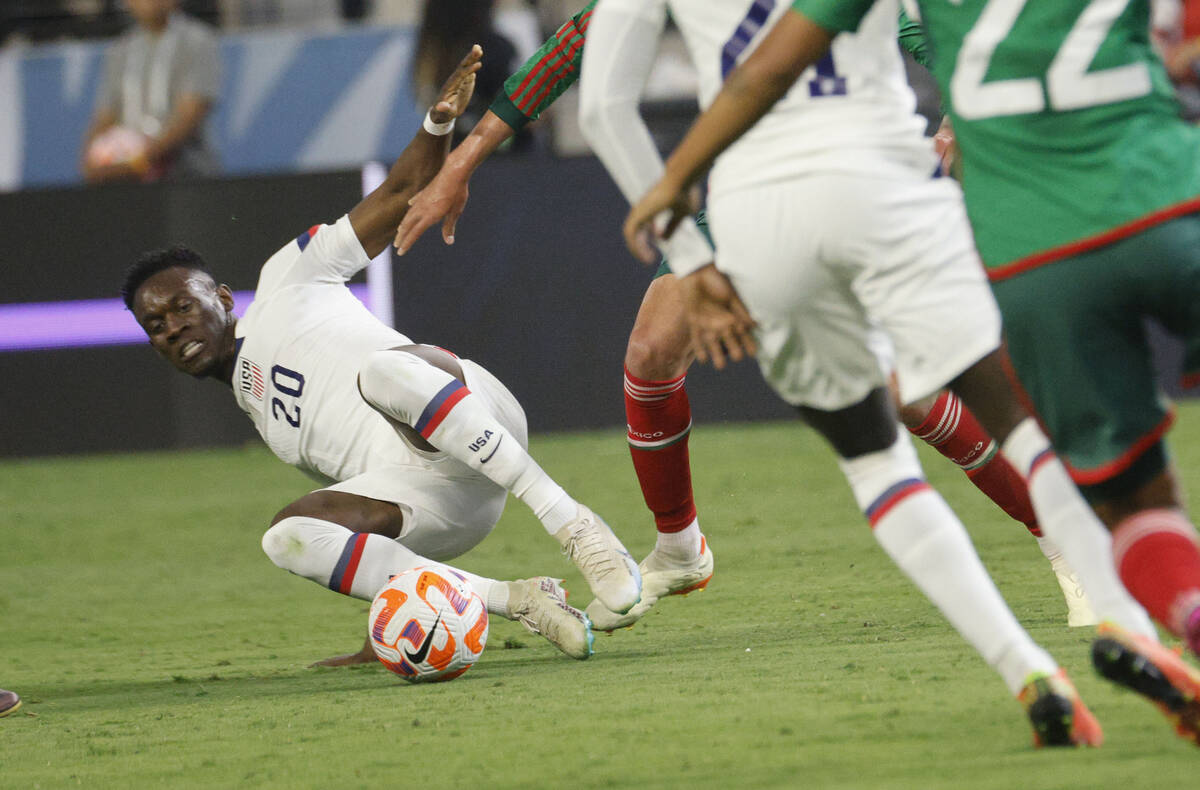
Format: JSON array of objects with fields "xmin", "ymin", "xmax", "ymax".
[{"xmin": 121, "ymin": 245, "xmax": 212, "ymax": 310}]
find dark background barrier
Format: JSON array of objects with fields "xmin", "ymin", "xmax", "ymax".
[{"xmin": 1, "ymin": 154, "xmax": 792, "ymax": 458}]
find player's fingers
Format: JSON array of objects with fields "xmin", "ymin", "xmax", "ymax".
[
  {"xmin": 442, "ymin": 211, "xmax": 458, "ymax": 245},
  {"xmin": 736, "ymin": 325, "xmax": 758, "ymax": 357},
  {"xmin": 456, "ymin": 44, "xmax": 483, "ymax": 71},
  {"xmin": 699, "ymin": 328, "xmax": 727, "ymax": 370},
  {"xmin": 625, "ymin": 222, "xmax": 658, "ymax": 264},
  {"xmin": 691, "ymin": 335, "xmax": 709, "ymax": 366},
  {"xmin": 394, "ymin": 209, "xmax": 432, "ymax": 254},
  {"xmin": 719, "ymin": 328, "xmax": 746, "ymax": 364}
]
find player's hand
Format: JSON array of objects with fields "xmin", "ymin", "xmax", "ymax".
[
  {"xmin": 394, "ymin": 166, "xmax": 469, "ymax": 253},
  {"xmin": 679, "ymin": 264, "xmax": 757, "ymax": 370},
  {"xmin": 430, "ymin": 44, "xmax": 483, "ymax": 125},
  {"xmin": 933, "ymin": 116, "xmax": 959, "ymax": 179},
  {"xmin": 623, "ymin": 178, "xmax": 699, "ymax": 264}
]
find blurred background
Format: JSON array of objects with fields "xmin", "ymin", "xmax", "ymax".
[
  {"xmin": 1, "ymin": 0, "xmax": 802, "ymax": 459},
  {"xmin": 2, "ymin": 0, "xmax": 1195, "ymax": 459}
]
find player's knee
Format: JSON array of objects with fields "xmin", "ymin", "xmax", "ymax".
[
  {"xmin": 357, "ymin": 348, "xmax": 423, "ymax": 412},
  {"xmin": 261, "ymin": 517, "xmax": 305, "ymax": 570},
  {"xmin": 625, "ymin": 327, "xmax": 690, "ymax": 380}
]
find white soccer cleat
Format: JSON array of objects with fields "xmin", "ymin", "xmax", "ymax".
[
  {"xmin": 1053, "ymin": 564, "xmax": 1100, "ymax": 628},
  {"xmin": 1037, "ymin": 536, "xmax": 1099, "ymax": 627},
  {"xmin": 553, "ymin": 505, "xmax": 642, "ymax": 614},
  {"xmin": 505, "ymin": 577, "xmax": 594, "ymax": 660},
  {"xmin": 586, "ymin": 536, "xmax": 714, "ymax": 632}
]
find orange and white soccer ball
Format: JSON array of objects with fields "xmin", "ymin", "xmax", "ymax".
[{"xmin": 369, "ymin": 566, "xmax": 488, "ymax": 683}]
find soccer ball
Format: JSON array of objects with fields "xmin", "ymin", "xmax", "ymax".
[
  {"xmin": 368, "ymin": 566, "xmax": 488, "ymax": 683},
  {"xmin": 86, "ymin": 126, "xmax": 149, "ymax": 167}
]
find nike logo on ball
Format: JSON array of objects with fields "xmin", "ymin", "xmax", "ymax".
[{"xmin": 404, "ymin": 611, "xmax": 442, "ymax": 664}]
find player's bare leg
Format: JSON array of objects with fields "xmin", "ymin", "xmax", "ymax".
[
  {"xmin": 898, "ymin": 391, "xmax": 1097, "ymax": 626},
  {"xmin": 587, "ymin": 275, "xmax": 714, "ymax": 631},
  {"xmin": 801, "ymin": 387, "xmax": 1098, "ymax": 746}
]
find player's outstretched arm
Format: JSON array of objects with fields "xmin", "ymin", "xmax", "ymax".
[
  {"xmin": 394, "ymin": 2, "xmax": 596, "ymax": 255},
  {"xmin": 393, "ymin": 110, "xmax": 515, "ymax": 255},
  {"xmin": 623, "ymin": 10, "xmax": 833, "ymax": 261},
  {"xmin": 349, "ymin": 45, "xmax": 482, "ymax": 259}
]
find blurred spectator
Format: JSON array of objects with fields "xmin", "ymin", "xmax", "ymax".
[
  {"xmin": 80, "ymin": 0, "xmax": 220, "ymax": 183},
  {"xmin": 410, "ymin": 0, "xmax": 519, "ymax": 144},
  {"xmin": 1, "ymin": 1, "xmax": 216, "ymax": 45},
  {"xmin": 215, "ymin": 0, "xmax": 339, "ymax": 30}
]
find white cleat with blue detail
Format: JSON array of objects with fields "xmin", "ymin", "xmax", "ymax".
[{"xmin": 506, "ymin": 577, "xmax": 594, "ymax": 660}]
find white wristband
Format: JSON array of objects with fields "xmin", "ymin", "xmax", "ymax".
[{"xmin": 423, "ymin": 112, "xmax": 456, "ymax": 136}]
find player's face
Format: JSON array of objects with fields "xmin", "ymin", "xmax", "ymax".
[{"xmin": 133, "ymin": 266, "xmax": 236, "ymax": 381}]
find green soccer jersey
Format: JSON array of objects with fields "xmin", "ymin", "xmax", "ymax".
[{"xmin": 796, "ymin": 0, "xmax": 1200, "ymax": 277}]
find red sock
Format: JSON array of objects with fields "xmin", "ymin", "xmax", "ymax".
[
  {"xmin": 1113, "ymin": 509, "xmax": 1200, "ymax": 641},
  {"xmin": 910, "ymin": 391, "xmax": 1040, "ymax": 535},
  {"xmin": 624, "ymin": 367, "xmax": 697, "ymax": 533}
]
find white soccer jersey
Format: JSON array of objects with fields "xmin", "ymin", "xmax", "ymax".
[
  {"xmin": 231, "ymin": 215, "xmax": 416, "ymax": 484},
  {"xmin": 631, "ymin": 0, "xmax": 933, "ymax": 196}
]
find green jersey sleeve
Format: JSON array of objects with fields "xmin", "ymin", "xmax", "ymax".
[
  {"xmin": 488, "ymin": 1, "xmax": 596, "ymax": 131},
  {"xmin": 790, "ymin": 0, "xmax": 877, "ymax": 33},
  {"xmin": 897, "ymin": 8, "xmax": 929, "ymax": 67}
]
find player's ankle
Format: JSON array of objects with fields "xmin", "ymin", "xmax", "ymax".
[{"xmin": 655, "ymin": 520, "xmax": 701, "ymax": 562}]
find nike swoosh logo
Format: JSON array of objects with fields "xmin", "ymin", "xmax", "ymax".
[
  {"xmin": 404, "ymin": 610, "xmax": 443, "ymax": 664},
  {"xmin": 480, "ymin": 434, "xmax": 504, "ymax": 463}
]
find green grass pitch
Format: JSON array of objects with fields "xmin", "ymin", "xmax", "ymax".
[{"xmin": 4, "ymin": 406, "xmax": 1200, "ymax": 788}]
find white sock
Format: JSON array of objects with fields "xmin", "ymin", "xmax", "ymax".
[
  {"xmin": 1002, "ymin": 418, "xmax": 1158, "ymax": 639},
  {"xmin": 358, "ymin": 349, "xmax": 578, "ymax": 535},
  {"xmin": 655, "ymin": 519, "xmax": 702, "ymax": 562},
  {"xmin": 840, "ymin": 435, "xmax": 1057, "ymax": 694},
  {"xmin": 261, "ymin": 516, "xmax": 506, "ymax": 613}
]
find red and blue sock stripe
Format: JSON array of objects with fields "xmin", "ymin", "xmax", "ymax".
[
  {"xmin": 329, "ymin": 533, "xmax": 369, "ymax": 595},
  {"xmin": 414, "ymin": 380, "xmax": 469, "ymax": 439},
  {"xmin": 1028, "ymin": 448, "xmax": 1054, "ymax": 478},
  {"xmin": 865, "ymin": 478, "xmax": 931, "ymax": 528}
]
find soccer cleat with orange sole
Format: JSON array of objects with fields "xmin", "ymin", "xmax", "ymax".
[
  {"xmin": 585, "ymin": 536, "xmax": 714, "ymax": 632},
  {"xmin": 1017, "ymin": 669, "xmax": 1103, "ymax": 748},
  {"xmin": 1091, "ymin": 621, "xmax": 1200, "ymax": 746}
]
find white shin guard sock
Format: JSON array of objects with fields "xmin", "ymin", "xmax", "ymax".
[
  {"xmin": 261, "ymin": 516, "xmax": 503, "ymax": 611},
  {"xmin": 840, "ymin": 435, "xmax": 1057, "ymax": 694},
  {"xmin": 1002, "ymin": 418, "xmax": 1157, "ymax": 639},
  {"xmin": 357, "ymin": 349, "xmax": 578, "ymax": 534}
]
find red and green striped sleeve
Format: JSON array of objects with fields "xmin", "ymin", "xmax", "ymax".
[{"xmin": 488, "ymin": 1, "xmax": 596, "ymax": 131}]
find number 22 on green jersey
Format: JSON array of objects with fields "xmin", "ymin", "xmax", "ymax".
[{"xmin": 906, "ymin": 0, "xmax": 1153, "ymax": 119}]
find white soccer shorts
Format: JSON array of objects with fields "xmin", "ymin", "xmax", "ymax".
[{"xmin": 707, "ymin": 170, "xmax": 1002, "ymax": 411}]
